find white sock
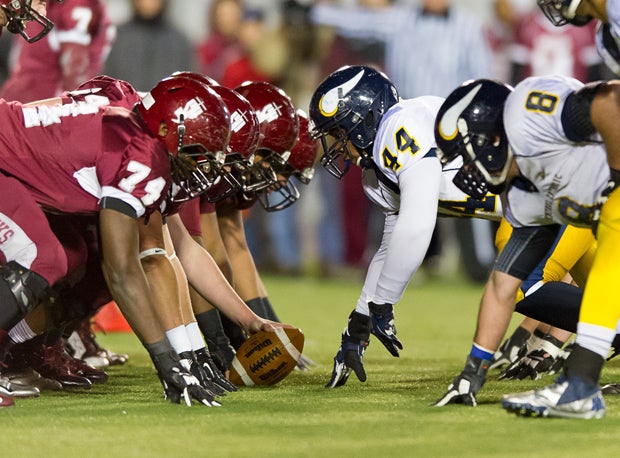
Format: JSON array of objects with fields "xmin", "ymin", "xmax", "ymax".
[
  {"xmin": 165, "ymin": 325, "xmax": 192, "ymax": 354},
  {"xmin": 185, "ymin": 321, "xmax": 206, "ymax": 352},
  {"xmin": 575, "ymin": 322, "xmax": 616, "ymax": 359}
]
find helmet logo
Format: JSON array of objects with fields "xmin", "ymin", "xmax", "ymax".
[
  {"xmin": 230, "ymin": 110, "xmax": 248, "ymax": 133},
  {"xmin": 318, "ymin": 69, "xmax": 365, "ymax": 117},
  {"xmin": 437, "ymin": 83, "xmax": 482, "ymax": 141},
  {"xmin": 256, "ymin": 102, "xmax": 283, "ymax": 124},
  {"xmin": 172, "ymin": 97, "xmax": 206, "ymax": 124}
]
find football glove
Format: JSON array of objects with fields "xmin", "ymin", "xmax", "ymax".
[
  {"xmin": 325, "ymin": 311, "xmax": 371, "ymax": 389},
  {"xmin": 325, "ymin": 340, "xmax": 369, "ymax": 388},
  {"xmin": 433, "ymin": 355, "xmax": 490, "ymax": 407},
  {"xmin": 369, "ymin": 302, "xmax": 403, "ymax": 357},
  {"xmin": 489, "ymin": 326, "xmax": 530, "ymax": 371},
  {"xmin": 178, "ymin": 351, "xmax": 226, "ymax": 397},
  {"xmin": 499, "ymin": 335, "xmax": 564, "ymax": 381},
  {"xmin": 195, "ymin": 348, "xmax": 237, "ymax": 393},
  {"xmin": 151, "ymin": 349, "xmax": 220, "ymax": 407},
  {"xmin": 206, "ymin": 333, "xmax": 236, "ymax": 374}
]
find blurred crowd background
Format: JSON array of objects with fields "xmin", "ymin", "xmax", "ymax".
[{"xmin": 1, "ymin": 0, "xmax": 614, "ymax": 283}]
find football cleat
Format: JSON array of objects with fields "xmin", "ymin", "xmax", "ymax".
[
  {"xmin": 502, "ymin": 375, "xmax": 605, "ymax": 419},
  {"xmin": 601, "ymin": 383, "xmax": 620, "ymax": 395},
  {"xmin": 67, "ymin": 319, "xmax": 129, "ymax": 368},
  {"xmin": 0, "ymin": 372, "xmax": 39, "ymax": 398}
]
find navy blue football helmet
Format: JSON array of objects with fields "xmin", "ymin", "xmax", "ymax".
[
  {"xmin": 434, "ymin": 79, "xmax": 513, "ymax": 199},
  {"xmin": 308, "ymin": 65, "xmax": 399, "ymax": 178}
]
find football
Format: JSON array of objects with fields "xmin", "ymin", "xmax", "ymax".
[{"xmin": 229, "ymin": 327, "xmax": 304, "ymax": 387}]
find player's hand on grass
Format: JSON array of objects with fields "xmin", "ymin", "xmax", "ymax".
[
  {"xmin": 159, "ymin": 364, "xmax": 221, "ymax": 407},
  {"xmin": 195, "ymin": 348, "xmax": 238, "ymax": 392},
  {"xmin": 151, "ymin": 349, "xmax": 221, "ymax": 407},
  {"xmin": 325, "ymin": 340, "xmax": 369, "ymax": 388},
  {"xmin": 499, "ymin": 337, "xmax": 564, "ymax": 381},
  {"xmin": 369, "ymin": 302, "xmax": 403, "ymax": 357},
  {"xmin": 489, "ymin": 334, "xmax": 527, "ymax": 371},
  {"xmin": 433, "ymin": 355, "xmax": 490, "ymax": 407},
  {"xmin": 178, "ymin": 351, "xmax": 226, "ymax": 397}
]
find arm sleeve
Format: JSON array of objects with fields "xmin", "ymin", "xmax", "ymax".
[
  {"xmin": 357, "ymin": 157, "xmax": 441, "ymax": 311},
  {"xmin": 311, "ymin": 4, "xmax": 401, "ymax": 41}
]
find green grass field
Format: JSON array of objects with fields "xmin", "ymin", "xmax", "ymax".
[{"xmin": 5, "ymin": 273, "xmax": 620, "ymax": 457}]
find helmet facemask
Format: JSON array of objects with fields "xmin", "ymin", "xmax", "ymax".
[
  {"xmin": 457, "ymin": 117, "xmax": 513, "ymax": 198},
  {"xmin": 537, "ymin": 0, "xmax": 591, "ymax": 26},
  {"xmin": 169, "ymin": 117, "xmax": 228, "ymax": 203},
  {"xmin": 1, "ymin": 0, "xmax": 55, "ymax": 43}
]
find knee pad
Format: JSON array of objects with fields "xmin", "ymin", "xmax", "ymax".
[{"xmin": 0, "ymin": 261, "xmax": 49, "ymax": 330}]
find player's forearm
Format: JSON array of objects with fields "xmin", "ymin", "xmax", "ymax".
[{"xmin": 102, "ymin": 261, "xmax": 164, "ymax": 344}]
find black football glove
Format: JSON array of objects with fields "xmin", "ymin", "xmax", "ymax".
[
  {"xmin": 489, "ymin": 326, "xmax": 530, "ymax": 371},
  {"xmin": 151, "ymin": 349, "xmax": 220, "ymax": 407},
  {"xmin": 325, "ymin": 311, "xmax": 370, "ymax": 389},
  {"xmin": 195, "ymin": 348, "xmax": 237, "ymax": 393},
  {"xmin": 369, "ymin": 302, "xmax": 403, "ymax": 357},
  {"xmin": 433, "ymin": 355, "xmax": 490, "ymax": 407},
  {"xmin": 325, "ymin": 339, "xmax": 369, "ymax": 388},
  {"xmin": 178, "ymin": 351, "xmax": 226, "ymax": 397},
  {"xmin": 206, "ymin": 333, "xmax": 236, "ymax": 374},
  {"xmin": 499, "ymin": 335, "xmax": 565, "ymax": 381}
]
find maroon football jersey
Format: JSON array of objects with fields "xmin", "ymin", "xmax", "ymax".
[
  {"xmin": 0, "ymin": 100, "xmax": 171, "ymax": 218},
  {"xmin": 0, "ymin": 0, "xmax": 114, "ymax": 103}
]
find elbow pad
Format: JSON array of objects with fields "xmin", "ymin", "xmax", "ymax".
[{"xmin": 561, "ymin": 82, "xmax": 605, "ymax": 142}]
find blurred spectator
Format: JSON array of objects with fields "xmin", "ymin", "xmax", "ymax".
[
  {"xmin": 0, "ymin": 0, "xmax": 114, "ymax": 102},
  {"xmin": 220, "ymin": 7, "xmax": 288, "ymax": 88},
  {"xmin": 506, "ymin": 7, "xmax": 605, "ymax": 84},
  {"xmin": 104, "ymin": 0, "xmax": 195, "ymax": 91},
  {"xmin": 196, "ymin": 0, "xmax": 244, "ymax": 82}
]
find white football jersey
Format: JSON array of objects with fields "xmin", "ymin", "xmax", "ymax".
[
  {"xmin": 362, "ymin": 96, "xmax": 502, "ymax": 220},
  {"xmin": 355, "ymin": 96, "xmax": 500, "ymax": 311},
  {"xmin": 503, "ymin": 75, "xmax": 609, "ymax": 228}
]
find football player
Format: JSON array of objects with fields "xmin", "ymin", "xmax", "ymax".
[
  {"xmin": 0, "ymin": 0, "xmax": 115, "ymax": 102},
  {"xmin": 537, "ymin": 0, "xmax": 619, "ymax": 74},
  {"xmin": 0, "ymin": 75, "xmax": 257, "ymax": 407},
  {"xmin": 309, "ymin": 65, "xmax": 502, "ymax": 389},
  {"xmin": 192, "ymin": 82, "xmax": 318, "ymax": 372},
  {"xmin": 432, "ymin": 74, "xmax": 620, "ymax": 419}
]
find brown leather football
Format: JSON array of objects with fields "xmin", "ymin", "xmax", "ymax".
[{"xmin": 229, "ymin": 327, "xmax": 304, "ymax": 386}]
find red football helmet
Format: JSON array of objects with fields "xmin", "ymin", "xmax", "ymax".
[
  {"xmin": 257, "ymin": 109, "xmax": 318, "ymax": 211},
  {"xmin": 235, "ymin": 81, "xmax": 299, "ymax": 195},
  {"xmin": 202, "ymin": 84, "xmax": 262, "ymax": 202},
  {"xmin": 69, "ymin": 75, "xmax": 142, "ymax": 110},
  {"xmin": 136, "ymin": 76, "xmax": 231, "ymax": 201},
  {"xmin": 170, "ymin": 70, "xmax": 220, "ymax": 87},
  {"xmin": 1, "ymin": 0, "xmax": 59, "ymax": 43}
]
